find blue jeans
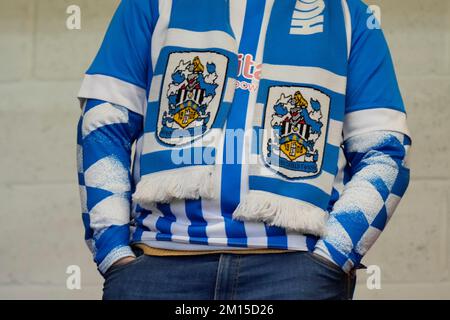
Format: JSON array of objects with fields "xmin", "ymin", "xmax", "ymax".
[{"xmin": 103, "ymin": 248, "xmax": 356, "ymax": 300}]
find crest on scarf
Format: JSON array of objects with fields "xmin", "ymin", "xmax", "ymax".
[
  {"xmin": 157, "ymin": 51, "xmax": 229, "ymax": 146},
  {"xmin": 262, "ymin": 86, "xmax": 330, "ymax": 179}
]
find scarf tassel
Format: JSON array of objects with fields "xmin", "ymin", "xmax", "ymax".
[
  {"xmin": 232, "ymin": 190, "xmax": 328, "ymax": 237},
  {"xmin": 133, "ymin": 166, "xmax": 217, "ymax": 208}
]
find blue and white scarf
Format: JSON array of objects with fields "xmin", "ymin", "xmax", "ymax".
[{"xmin": 133, "ymin": 0, "xmax": 349, "ymax": 236}]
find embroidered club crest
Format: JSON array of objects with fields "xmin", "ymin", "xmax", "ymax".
[
  {"xmin": 262, "ymin": 86, "xmax": 330, "ymax": 179},
  {"xmin": 157, "ymin": 51, "xmax": 229, "ymax": 146}
]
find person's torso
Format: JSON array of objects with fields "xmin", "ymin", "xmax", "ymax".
[{"xmin": 130, "ymin": 0, "xmax": 348, "ymax": 251}]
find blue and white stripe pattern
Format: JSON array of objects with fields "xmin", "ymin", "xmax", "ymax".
[
  {"xmin": 132, "ymin": 0, "xmax": 240, "ymax": 207},
  {"xmin": 312, "ymin": 131, "xmax": 411, "ymax": 273},
  {"xmin": 77, "ymin": 99, "xmax": 143, "ymax": 273},
  {"xmin": 137, "ymin": 0, "xmax": 353, "ymax": 236},
  {"xmin": 131, "ymin": 0, "xmax": 314, "ymax": 252},
  {"xmin": 78, "ymin": 0, "xmax": 412, "ymax": 272},
  {"xmin": 233, "ymin": 0, "xmax": 349, "ymax": 235}
]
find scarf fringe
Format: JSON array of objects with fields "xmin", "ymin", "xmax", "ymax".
[
  {"xmin": 232, "ymin": 191, "xmax": 328, "ymax": 236},
  {"xmin": 132, "ymin": 166, "xmax": 216, "ymax": 208}
]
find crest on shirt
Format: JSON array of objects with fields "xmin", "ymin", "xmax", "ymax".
[
  {"xmin": 157, "ymin": 51, "xmax": 229, "ymax": 146},
  {"xmin": 262, "ymin": 86, "xmax": 330, "ymax": 179}
]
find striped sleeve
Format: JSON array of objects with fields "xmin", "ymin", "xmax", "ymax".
[
  {"xmin": 78, "ymin": 0, "xmax": 159, "ymax": 115},
  {"xmin": 343, "ymin": 0, "xmax": 410, "ymax": 140},
  {"xmin": 77, "ymin": 99, "xmax": 143, "ymax": 274}
]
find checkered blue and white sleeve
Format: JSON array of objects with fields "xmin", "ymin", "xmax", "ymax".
[
  {"xmin": 76, "ymin": 0, "xmax": 156, "ymax": 274},
  {"xmin": 313, "ymin": 130, "xmax": 411, "ymax": 273},
  {"xmin": 77, "ymin": 99, "xmax": 143, "ymax": 274}
]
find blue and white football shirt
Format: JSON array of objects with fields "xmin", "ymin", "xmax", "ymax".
[{"xmin": 79, "ymin": 0, "xmax": 409, "ymax": 254}]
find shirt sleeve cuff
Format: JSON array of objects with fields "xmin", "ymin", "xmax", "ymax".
[
  {"xmin": 78, "ymin": 74, "xmax": 146, "ymax": 116},
  {"xmin": 98, "ymin": 245, "xmax": 136, "ymax": 275},
  {"xmin": 343, "ymin": 108, "xmax": 411, "ymax": 142},
  {"xmin": 313, "ymin": 241, "xmax": 354, "ymax": 274}
]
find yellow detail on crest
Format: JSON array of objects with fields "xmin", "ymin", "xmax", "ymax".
[
  {"xmin": 192, "ymin": 56, "xmax": 205, "ymax": 74},
  {"xmin": 173, "ymin": 105, "xmax": 200, "ymax": 128},
  {"xmin": 280, "ymin": 139, "xmax": 307, "ymax": 161},
  {"xmin": 293, "ymin": 91, "xmax": 308, "ymax": 108}
]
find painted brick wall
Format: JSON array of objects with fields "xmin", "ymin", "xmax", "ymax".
[{"xmin": 0, "ymin": 0, "xmax": 448, "ymax": 299}]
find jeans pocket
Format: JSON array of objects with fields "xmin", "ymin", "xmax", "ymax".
[
  {"xmin": 104, "ymin": 252, "xmax": 146, "ymax": 278},
  {"xmin": 305, "ymin": 252, "xmax": 345, "ymax": 275}
]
